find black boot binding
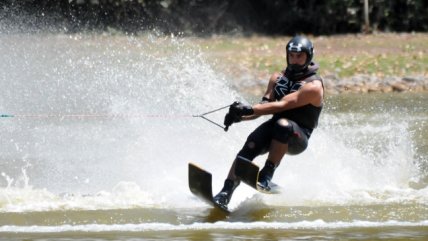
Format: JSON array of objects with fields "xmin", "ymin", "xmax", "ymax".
[
  {"xmin": 258, "ymin": 160, "xmax": 276, "ymax": 190},
  {"xmin": 213, "ymin": 179, "xmax": 240, "ymax": 208}
]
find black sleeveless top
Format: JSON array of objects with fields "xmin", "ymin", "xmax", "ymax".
[{"xmin": 272, "ymin": 62, "xmax": 323, "ymax": 135}]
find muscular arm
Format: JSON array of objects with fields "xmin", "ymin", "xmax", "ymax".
[
  {"xmin": 251, "ymin": 80, "xmax": 323, "ymax": 116},
  {"xmin": 241, "ymin": 73, "xmax": 279, "ymax": 121}
]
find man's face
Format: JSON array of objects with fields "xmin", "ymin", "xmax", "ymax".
[{"xmin": 288, "ymin": 52, "xmax": 307, "ymax": 66}]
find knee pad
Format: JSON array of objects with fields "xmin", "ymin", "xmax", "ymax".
[
  {"xmin": 272, "ymin": 119, "xmax": 294, "ymax": 144},
  {"xmin": 237, "ymin": 138, "xmax": 269, "ymax": 161}
]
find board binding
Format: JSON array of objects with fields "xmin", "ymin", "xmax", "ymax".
[{"xmin": 235, "ymin": 158, "xmax": 280, "ymax": 194}]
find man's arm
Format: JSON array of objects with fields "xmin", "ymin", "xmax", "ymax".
[
  {"xmin": 241, "ymin": 73, "xmax": 280, "ymax": 121},
  {"xmin": 262, "ymin": 73, "xmax": 280, "ymax": 101},
  {"xmin": 251, "ymin": 80, "xmax": 323, "ymax": 116}
]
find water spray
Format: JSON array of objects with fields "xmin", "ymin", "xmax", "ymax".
[{"xmin": 1, "ymin": 103, "xmax": 233, "ymax": 130}]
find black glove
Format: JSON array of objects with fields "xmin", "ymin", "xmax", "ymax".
[
  {"xmin": 224, "ymin": 101, "xmax": 254, "ymax": 131},
  {"xmin": 223, "ymin": 112, "xmax": 238, "ymax": 130},
  {"xmin": 230, "ymin": 101, "xmax": 254, "ymax": 116}
]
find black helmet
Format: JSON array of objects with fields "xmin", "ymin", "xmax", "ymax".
[{"xmin": 286, "ymin": 36, "xmax": 314, "ymax": 72}]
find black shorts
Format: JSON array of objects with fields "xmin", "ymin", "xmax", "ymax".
[{"xmin": 237, "ymin": 118, "xmax": 310, "ymax": 161}]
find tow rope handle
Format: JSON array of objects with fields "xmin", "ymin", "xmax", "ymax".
[{"xmin": 193, "ymin": 104, "xmax": 232, "ymax": 132}]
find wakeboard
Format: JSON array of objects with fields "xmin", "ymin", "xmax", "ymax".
[
  {"xmin": 235, "ymin": 158, "xmax": 280, "ymax": 194},
  {"xmin": 188, "ymin": 163, "xmax": 229, "ymax": 213}
]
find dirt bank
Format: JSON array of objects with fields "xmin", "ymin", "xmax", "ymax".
[{"xmin": 194, "ymin": 33, "xmax": 428, "ymax": 94}]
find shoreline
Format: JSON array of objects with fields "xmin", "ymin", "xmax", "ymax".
[
  {"xmin": 231, "ymin": 74, "xmax": 428, "ymax": 96},
  {"xmin": 322, "ymin": 74, "xmax": 428, "ymax": 94},
  {"xmin": 196, "ymin": 33, "xmax": 427, "ymax": 95}
]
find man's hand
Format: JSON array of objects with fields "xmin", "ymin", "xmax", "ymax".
[
  {"xmin": 224, "ymin": 101, "xmax": 254, "ymax": 131},
  {"xmin": 230, "ymin": 101, "xmax": 254, "ymax": 116}
]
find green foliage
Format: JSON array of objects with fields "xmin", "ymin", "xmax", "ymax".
[{"xmin": 1, "ymin": 0, "xmax": 427, "ymax": 34}]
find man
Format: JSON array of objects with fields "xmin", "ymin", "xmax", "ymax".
[{"xmin": 213, "ymin": 36, "xmax": 324, "ymax": 208}]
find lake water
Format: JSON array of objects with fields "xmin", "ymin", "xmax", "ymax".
[{"xmin": 0, "ymin": 33, "xmax": 427, "ymax": 240}]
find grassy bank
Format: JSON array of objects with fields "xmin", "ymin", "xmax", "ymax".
[{"xmin": 191, "ymin": 33, "xmax": 428, "ymax": 94}]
